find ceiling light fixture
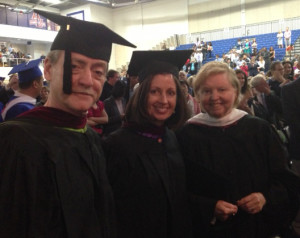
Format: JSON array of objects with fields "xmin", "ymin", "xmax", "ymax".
[
  {"xmin": 86, "ymin": 0, "xmax": 110, "ymax": 4},
  {"xmin": 42, "ymin": 0, "xmax": 62, "ymax": 4}
]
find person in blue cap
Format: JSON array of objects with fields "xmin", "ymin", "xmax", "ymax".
[
  {"xmin": 0, "ymin": 10, "xmax": 135, "ymax": 238},
  {"xmin": 0, "ymin": 58, "xmax": 43, "ymax": 121}
]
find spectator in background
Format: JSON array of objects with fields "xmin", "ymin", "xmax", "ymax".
[
  {"xmin": 232, "ymin": 51, "xmax": 240, "ymax": 64},
  {"xmin": 103, "ymin": 80, "xmax": 126, "ymax": 136},
  {"xmin": 127, "ymin": 75, "xmax": 139, "ymax": 100},
  {"xmin": 236, "ymin": 55, "xmax": 244, "ymax": 68},
  {"xmin": 195, "ymin": 37, "xmax": 201, "ymax": 48},
  {"xmin": 286, "ymin": 44, "xmax": 294, "ymax": 61},
  {"xmin": 161, "ymin": 42, "xmax": 167, "ymax": 50},
  {"xmin": 100, "ymin": 69, "xmax": 120, "ymax": 101},
  {"xmin": 202, "ymin": 42, "xmax": 208, "ymax": 61},
  {"xmin": 188, "ymin": 57, "xmax": 198, "ymax": 76},
  {"xmin": 87, "ymin": 100, "xmax": 108, "ymax": 135},
  {"xmin": 120, "ymin": 69, "xmax": 127, "ymax": 82},
  {"xmin": 221, "ymin": 53, "xmax": 227, "ymax": 63},
  {"xmin": 243, "ymin": 38, "xmax": 251, "ymax": 55},
  {"xmin": 261, "ymin": 47, "xmax": 271, "ymax": 72},
  {"xmin": 187, "ymin": 75, "xmax": 195, "ymax": 90},
  {"xmin": 179, "ymin": 79, "xmax": 200, "ymax": 118},
  {"xmin": 194, "ymin": 48, "xmax": 203, "ymax": 71},
  {"xmin": 251, "ymin": 38, "xmax": 257, "ymax": 55},
  {"xmin": 36, "ymin": 86, "xmax": 49, "ymax": 107},
  {"xmin": 248, "ymin": 56, "xmax": 259, "ymax": 77},
  {"xmin": 225, "ymin": 57, "xmax": 234, "ymax": 69},
  {"xmin": 250, "ymin": 74, "xmax": 284, "ymax": 130},
  {"xmin": 179, "ymin": 70, "xmax": 194, "ymax": 96},
  {"xmin": 242, "ymin": 54, "xmax": 250, "ymax": 63},
  {"xmin": 282, "ymin": 61, "xmax": 294, "ymax": 82},
  {"xmin": 0, "ymin": 73, "xmax": 18, "ymax": 106},
  {"xmin": 277, "ymin": 30, "xmax": 284, "ymax": 48},
  {"xmin": 269, "ymin": 46, "xmax": 275, "ymax": 62},
  {"xmin": 235, "ymin": 69, "xmax": 253, "ymax": 115},
  {"xmin": 268, "ymin": 61, "xmax": 287, "ymax": 98},
  {"xmin": 294, "ymin": 61, "xmax": 300, "ymax": 80},
  {"xmin": 215, "ymin": 54, "xmax": 222, "ymax": 62},
  {"xmin": 257, "ymin": 55, "xmax": 265, "ymax": 73},
  {"xmin": 284, "ymin": 27, "xmax": 292, "ymax": 48},
  {"xmin": 240, "ymin": 61, "xmax": 248, "ymax": 76},
  {"xmin": 207, "ymin": 42, "xmax": 213, "ymax": 58},
  {"xmin": 179, "ymin": 70, "xmax": 188, "ymax": 81},
  {"xmin": 236, "ymin": 39, "xmax": 243, "ymax": 54}
]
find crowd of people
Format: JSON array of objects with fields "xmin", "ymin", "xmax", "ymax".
[
  {"xmin": 0, "ymin": 44, "xmax": 33, "ymax": 67},
  {"xmin": 0, "ymin": 9, "xmax": 300, "ymax": 238},
  {"xmin": 184, "ymin": 27, "xmax": 295, "ymax": 78}
]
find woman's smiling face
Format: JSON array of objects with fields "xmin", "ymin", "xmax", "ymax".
[
  {"xmin": 199, "ymin": 73, "xmax": 237, "ymax": 118},
  {"xmin": 147, "ymin": 73, "xmax": 177, "ymax": 126}
]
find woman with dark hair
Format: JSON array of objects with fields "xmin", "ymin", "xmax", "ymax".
[
  {"xmin": 235, "ymin": 69, "xmax": 253, "ymax": 115},
  {"xmin": 207, "ymin": 42, "xmax": 213, "ymax": 58},
  {"xmin": 177, "ymin": 61, "xmax": 300, "ymax": 238},
  {"xmin": 103, "ymin": 55, "xmax": 192, "ymax": 238},
  {"xmin": 269, "ymin": 46, "xmax": 275, "ymax": 62},
  {"xmin": 282, "ymin": 61, "xmax": 294, "ymax": 82}
]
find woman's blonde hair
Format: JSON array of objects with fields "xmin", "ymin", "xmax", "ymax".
[{"xmin": 193, "ymin": 61, "xmax": 240, "ymax": 106}]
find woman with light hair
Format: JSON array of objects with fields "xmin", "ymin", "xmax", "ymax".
[{"xmin": 177, "ymin": 61, "xmax": 300, "ymax": 238}]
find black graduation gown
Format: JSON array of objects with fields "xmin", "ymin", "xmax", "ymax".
[
  {"xmin": 177, "ymin": 115, "xmax": 300, "ymax": 238},
  {"xmin": 0, "ymin": 118, "xmax": 116, "ymax": 238},
  {"xmin": 102, "ymin": 127, "xmax": 193, "ymax": 238}
]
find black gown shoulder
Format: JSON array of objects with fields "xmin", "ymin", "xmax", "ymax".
[
  {"xmin": 0, "ymin": 118, "xmax": 116, "ymax": 238},
  {"xmin": 103, "ymin": 127, "xmax": 193, "ymax": 238}
]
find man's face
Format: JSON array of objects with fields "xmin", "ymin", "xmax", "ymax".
[
  {"xmin": 44, "ymin": 51, "xmax": 107, "ymax": 116},
  {"xmin": 254, "ymin": 79, "xmax": 270, "ymax": 94},
  {"xmin": 110, "ymin": 73, "xmax": 120, "ymax": 86},
  {"xmin": 272, "ymin": 63, "xmax": 284, "ymax": 79},
  {"xmin": 9, "ymin": 74, "xmax": 19, "ymax": 90}
]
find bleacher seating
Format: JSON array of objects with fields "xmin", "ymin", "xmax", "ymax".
[
  {"xmin": 176, "ymin": 43, "xmax": 194, "ymax": 50},
  {"xmin": 176, "ymin": 29, "xmax": 300, "ymax": 64}
]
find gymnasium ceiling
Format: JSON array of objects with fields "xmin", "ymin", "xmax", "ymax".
[
  {"xmin": 0, "ymin": 0, "xmax": 156, "ymax": 12},
  {"xmin": 0, "ymin": 0, "xmax": 156, "ymax": 45}
]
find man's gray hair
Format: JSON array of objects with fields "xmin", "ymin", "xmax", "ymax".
[{"xmin": 250, "ymin": 74, "xmax": 265, "ymax": 87}]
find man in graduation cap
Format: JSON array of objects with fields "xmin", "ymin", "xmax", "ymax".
[
  {"xmin": 0, "ymin": 10, "xmax": 135, "ymax": 237},
  {"xmin": 0, "ymin": 58, "xmax": 43, "ymax": 121}
]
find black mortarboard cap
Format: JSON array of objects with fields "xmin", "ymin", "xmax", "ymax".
[
  {"xmin": 34, "ymin": 10, "xmax": 136, "ymax": 94},
  {"xmin": 127, "ymin": 50, "xmax": 193, "ymax": 78},
  {"xmin": 8, "ymin": 58, "xmax": 42, "ymax": 83}
]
